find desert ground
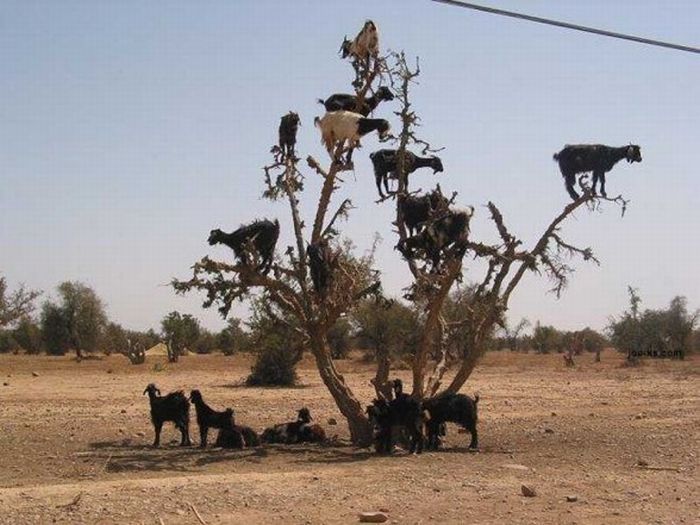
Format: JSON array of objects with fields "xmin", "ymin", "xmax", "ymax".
[{"xmin": 0, "ymin": 350, "xmax": 697, "ymax": 525}]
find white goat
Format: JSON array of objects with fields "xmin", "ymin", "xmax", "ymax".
[{"xmin": 314, "ymin": 111, "xmax": 390, "ymax": 162}]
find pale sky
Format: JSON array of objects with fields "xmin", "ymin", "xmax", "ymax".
[{"xmin": 2, "ymin": 1, "xmax": 698, "ymax": 333}]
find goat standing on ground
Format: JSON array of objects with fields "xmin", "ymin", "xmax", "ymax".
[
  {"xmin": 370, "ymin": 149, "xmax": 444, "ymax": 198},
  {"xmin": 208, "ymin": 219, "xmax": 280, "ymax": 275},
  {"xmin": 315, "ymin": 111, "xmax": 390, "ymax": 164},
  {"xmin": 423, "ymin": 393, "xmax": 479, "ymax": 450},
  {"xmin": 189, "ymin": 389, "xmax": 236, "ymax": 448},
  {"xmin": 278, "ymin": 111, "xmax": 300, "ymax": 157},
  {"xmin": 318, "ymin": 86, "xmax": 394, "ymax": 116},
  {"xmin": 143, "ymin": 383, "xmax": 191, "ymax": 447},
  {"xmin": 366, "ymin": 381, "xmax": 425, "ymax": 455},
  {"xmin": 553, "ymin": 144, "xmax": 642, "ymax": 200}
]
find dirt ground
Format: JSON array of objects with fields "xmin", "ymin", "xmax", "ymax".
[{"xmin": 0, "ymin": 350, "xmax": 697, "ymax": 525}]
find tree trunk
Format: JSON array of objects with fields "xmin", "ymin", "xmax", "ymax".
[
  {"xmin": 308, "ymin": 325, "xmax": 373, "ymax": 446},
  {"xmin": 443, "ymin": 339, "xmax": 485, "ymax": 395},
  {"xmin": 372, "ymin": 345, "xmax": 392, "ymax": 400}
]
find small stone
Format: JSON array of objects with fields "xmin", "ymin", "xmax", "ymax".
[
  {"xmin": 136, "ymin": 431, "xmax": 145, "ymax": 437},
  {"xmin": 544, "ymin": 428, "xmax": 554, "ymax": 434},
  {"xmin": 637, "ymin": 459, "xmax": 649, "ymax": 467},
  {"xmin": 106, "ymin": 369, "xmax": 113, "ymax": 374},
  {"xmin": 359, "ymin": 511, "xmax": 388, "ymax": 523},
  {"xmin": 635, "ymin": 414, "xmax": 643, "ymax": 420},
  {"xmin": 566, "ymin": 495, "xmax": 578, "ymax": 502},
  {"xmin": 121, "ymin": 409, "xmax": 127, "ymax": 413},
  {"xmin": 175, "ymin": 509, "xmax": 185, "ymax": 516},
  {"xmin": 32, "ymin": 371, "xmax": 39, "ymax": 377},
  {"xmin": 551, "ymin": 412, "xmax": 557, "ymax": 416},
  {"xmin": 328, "ymin": 418, "xmax": 338, "ymax": 425},
  {"xmin": 521, "ymin": 485, "xmax": 537, "ymax": 497},
  {"xmin": 3, "ymin": 382, "xmax": 8, "ymax": 386}
]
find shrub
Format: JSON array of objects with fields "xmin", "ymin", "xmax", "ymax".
[
  {"xmin": 328, "ymin": 317, "xmax": 352, "ymax": 359},
  {"xmin": 246, "ymin": 343, "xmax": 299, "ymax": 386},
  {"xmin": 12, "ymin": 317, "xmax": 43, "ymax": 354}
]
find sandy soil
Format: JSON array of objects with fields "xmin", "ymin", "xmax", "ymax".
[{"xmin": 0, "ymin": 350, "xmax": 697, "ymax": 525}]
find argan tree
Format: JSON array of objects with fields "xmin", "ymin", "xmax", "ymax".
[
  {"xmin": 174, "ymin": 24, "xmax": 627, "ymax": 445},
  {"xmin": 0, "ymin": 275, "xmax": 40, "ymax": 329}
]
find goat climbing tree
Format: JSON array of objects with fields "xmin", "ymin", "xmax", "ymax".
[{"xmin": 173, "ymin": 24, "xmax": 628, "ymax": 446}]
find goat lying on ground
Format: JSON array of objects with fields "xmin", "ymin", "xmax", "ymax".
[
  {"xmin": 397, "ymin": 207, "xmax": 472, "ymax": 269},
  {"xmin": 366, "ymin": 386, "xmax": 425, "ymax": 454},
  {"xmin": 369, "ymin": 149, "xmax": 444, "ymax": 198},
  {"xmin": 553, "ymin": 144, "xmax": 642, "ymax": 200},
  {"xmin": 315, "ymin": 111, "xmax": 390, "ymax": 164},
  {"xmin": 189, "ymin": 389, "xmax": 236, "ymax": 448},
  {"xmin": 306, "ymin": 240, "xmax": 338, "ymax": 296},
  {"xmin": 278, "ymin": 111, "xmax": 300, "ymax": 157},
  {"xmin": 214, "ymin": 410, "xmax": 261, "ymax": 449},
  {"xmin": 208, "ymin": 219, "xmax": 280, "ymax": 275},
  {"xmin": 261, "ymin": 408, "xmax": 325, "ymax": 444},
  {"xmin": 422, "ymin": 393, "xmax": 479, "ymax": 450},
  {"xmin": 340, "ymin": 20, "xmax": 379, "ymax": 63},
  {"xmin": 398, "ymin": 189, "xmax": 450, "ymax": 236},
  {"xmin": 143, "ymin": 383, "xmax": 191, "ymax": 447},
  {"xmin": 318, "ymin": 86, "xmax": 394, "ymax": 116}
]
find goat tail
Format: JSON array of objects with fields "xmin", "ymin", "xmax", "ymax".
[
  {"xmin": 316, "ymin": 98, "xmax": 325, "ymax": 106},
  {"xmin": 552, "ymin": 152, "xmax": 560, "ymax": 161},
  {"xmin": 314, "ymin": 116, "xmax": 321, "ymax": 128}
]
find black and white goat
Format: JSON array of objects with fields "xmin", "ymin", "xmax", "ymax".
[
  {"xmin": 189, "ymin": 389, "xmax": 235, "ymax": 448},
  {"xmin": 318, "ymin": 86, "xmax": 394, "ymax": 116},
  {"xmin": 208, "ymin": 219, "xmax": 280, "ymax": 274},
  {"xmin": 340, "ymin": 20, "xmax": 379, "ymax": 63},
  {"xmin": 315, "ymin": 111, "xmax": 390, "ymax": 164},
  {"xmin": 422, "ymin": 393, "xmax": 479, "ymax": 451},
  {"xmin": 278, "ymin": 111, "xmax": 300, "ymax": 157},
  {"xmin": 398, "ymin": 189, "xmax": 450, "ymax": 236},
  {"xmin": 397, "ymin": 207, "xmax": 473, "ymax": 269},
  {"xmin": 261, "ymin": 407, "xmax": 324, "ymax": 444},
  {"xmin": 306, "ymin": 240, "xmax": 338, "ymax": 296},
  {"xmin": 369, "ymin": 149, "xmax": 444, "ymax": 198},
  {"xmin": 553, "ymin": 144, "xmax": 642, "ymax": 200},
  {"xmin": 143, "ymin": 383, "xmax": 191, "ymax": 447}
]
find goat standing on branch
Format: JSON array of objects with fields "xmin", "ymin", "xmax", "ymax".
[
  {"xmin": 278, "ymin": 111, "xmax": 300, "ymax": 158},
  {"xmin": 318, "ymin": 86, "xmax": 394, "ymax": 116},
  {"xmin": 315, "ymin": 111, "xmax": 390, "ymax": 165},
  {"xmin": 370, "ymin": 149, "xmax": 444, "ymax": 199},
  {"xmin": 208, "ymin": 219, "xmax": 280, "ymax": 275},
  {"xmin": 553, "ymin": 144, "xmax": 642, "ymax": 200}
]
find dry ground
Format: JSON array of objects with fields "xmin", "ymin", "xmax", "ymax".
[{"xmin": 0, "ymin": 350, "xmax": 698, "ymax": 525}]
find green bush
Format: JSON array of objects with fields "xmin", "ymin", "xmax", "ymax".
[{"xmin": 246, "ymin": 343, "xmax": 299, "ymax": 386}]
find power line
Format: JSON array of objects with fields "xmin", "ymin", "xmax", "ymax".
[{"xmin": 432, "ymin": 0, "xmax": 700, "ymax": 55}]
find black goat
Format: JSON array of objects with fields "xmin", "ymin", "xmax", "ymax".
[
  {"xmin": 306, "ymin": 240, "xmax": 338, "ymax": 296},
  {"xmin": 422, "ymin": 393, "xmax": 479, "ymax": 451},
  {"xmin": 278, "ymin": 111, "xmax": 300, "ymax": 157},
  {"xmin": 366, "ymin": 390, "xmax": 425, "ymax": 455},
  {"xmin": 143, "ymin": 383, "xmax": 191, "ymax": 447},
  {"xmin": 214, "ymin": 412, "xmax": 261, "ymax": 449},
  {"xmin": 553, "ymin": 144, "xmax": 642, "ymax": 200},
  {"xmin": 397, "ymin": 208, "xmax": 472, "ymax": 269},
  {"xmin": 370, "ymin": 149, "xmax": 444, "ymax": 198},
  {"xmin": 261, "ymin": 407, "xmax": 320, "ymax": 444},
  {"xmin": 318, "ymin": 86, "xmax": 394, "ymax": 116},
  {"xmin": 208, "ymin": 218, "xmax": 280, "ymax": 275},
  {"xmin": 189, "ymin": 389, "xmax": 235, "ymax": 448},
  {"xmin": 398, "ymin": 189, "xmax": 450, "ymax": 236}
]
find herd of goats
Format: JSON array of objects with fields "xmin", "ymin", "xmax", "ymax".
[
  {"xmin": 155, "ymin": 21, "xmax": 644, "ymax": 455},
  {"xmin": 143, "ymin": 379, "xmax": 477, "ymax": 454}
]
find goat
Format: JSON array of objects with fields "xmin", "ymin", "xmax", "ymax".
[
  {"xmin": 398, "ymin": 189, "xmax": 450, "ymax": 236},
  {"xmin": 189, "ymin": 389, "xmax": 236, "ymax": 448},
  {"xmin": 315, "ymin": 111, "xmax": 390, "ymax": 164},
  {"xmin": 143, "ymin": 383, "xmax": 191, "ymax": 447},
  {"xmin": 397, "ymin": 208, "xmax": 472, "ymax": 268},
  {"xmin": 369, "ymin": 149, "xmax": 444, "ymax": 198},
  {"xmin": 422, "ymin": 393, "xmax": 479, "ymax": 450},
  {"xmin": 261, "ymin": 407, "xmax": 321, "ymax": 444},
  {"xmin": 306, "ymin": 240, "xmax": 338, "ymax": 296},
  {"xmin": 278, "ymin": 111, "xmax": 300, "ymax": 157},
  {"xmin": 366, "ymin": 390, "xmax": 425, "ymax": 455},
  {"xmin": 340, "ymin": 20, "xmax": 379, "ymax": 63},
  {"xmin": 208, "ymin": 218, "xmax": 280, "ymax": 275},
  {"xmin": 214, "ymin": 411, "xmax": 261, "ymax": 449},
  {"xmin": 553, "ymin": 144, "xmax": 642, "ymax": 200},
  {"xmin": 318, "ymin": 86, "xmax": 394, "ymax": 116}
]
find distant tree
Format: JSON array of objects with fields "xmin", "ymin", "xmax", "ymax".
[
  {"xmin": 609, "ymin": 289, "xmax": 697, "ymax": 361},
  {"xmin": 101, "ymin": 322, "xmax": 129, "ymax": 356},
  {"xmin": 328, "ymin": 317, "xmax": 352, "ymax": 359},
  {"xmin": 39, "ymin": 282, "xmax": 107, "ymax": 359},
  {"xmin": 498, "ymin": 318, "xmax": 530, "ymax": 352},
  {"xmin": 0, "ymin": 330, "xmax": 19, "ymax": 353},
  {"xmin": 161, "ymin": 311, "xmax": 200, "ymax": 362},
  {"xmin": 0, "ymin": 276, "xmax": 41, "ymax": 329},
  {"xmin": 216, "ymin": 318, "xmax": 249, "ymax": 356},
  {"xmin": 12, "ymin": 317, "xmax": 43, "ymax": 354},
  {"xmin": 194, "ymin": 329, "xmax": 217, "ymax": 354},
  {"xmin": 531, "ymin": 322, "xmax": 564, "ymax": 354}
]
